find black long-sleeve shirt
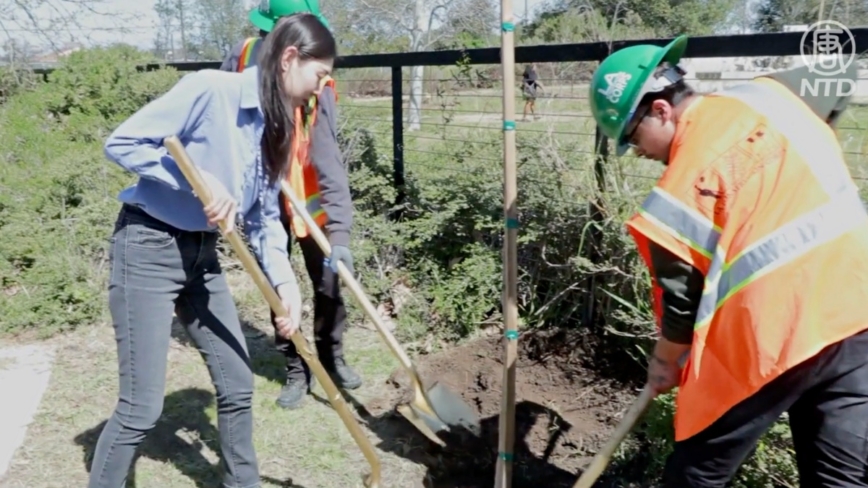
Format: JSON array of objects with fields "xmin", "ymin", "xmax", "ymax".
[
  {"xmin": 649, "ymin": 243, "xmax": 704, "ymax": 344},
  {"xmin": 220, "ymin": 39, "xmax": 354, "ymax": 247}
]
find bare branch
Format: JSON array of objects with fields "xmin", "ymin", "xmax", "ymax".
[
  {"xmin": 358, "ymin": 0, "xmax": 415, "ymax": 32},
  {"xmin": 3, "ymin": 0, "xmax": 133, "ymax": 53}
]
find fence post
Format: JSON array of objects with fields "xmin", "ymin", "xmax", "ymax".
[
  {"xmin": 391, "ymin": 65, "xmax": 406, "ymax": 212},
  {"xmin": 584, "ymin": 122, "xmax": 608, "ymax": 327}
]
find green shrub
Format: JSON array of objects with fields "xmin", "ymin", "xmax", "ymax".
[
  {"xmin": 0, "ymin": 65, "xmax": 38, "ymax": 103},
  {"xmin": 0, "ymin": 47, "xmax": 180, "ymax": 335},
  {"xmin": 340, "ymin": 123, "xmax": 608, "ymax": 341}
]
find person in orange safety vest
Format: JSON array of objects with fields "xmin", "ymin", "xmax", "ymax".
[
  {"xmin": 219, "ymin": 1, "xmax": 362, "ymax": 411},
  {"xmin": 589, "ymin": 35, "xmax": 868, "ymax": 486}
]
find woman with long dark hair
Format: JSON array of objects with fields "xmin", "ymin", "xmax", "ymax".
[
  {"xmin": 220, "ymin": 2, "xmax": 362, "ymax": 412},
  {"xmin": 89, "ymin": 14, "xmax": 336, "ymax": 488}
]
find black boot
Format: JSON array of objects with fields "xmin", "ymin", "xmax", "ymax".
[
  {"xmin": 325, "ymin": 356, "xmax": 362, "ymax": 390},
  {"xmin": 275, "ymin": 377, "xmax": 309, "ymax": 410},
  {"xmin": 275, "ymin": 359, "xmax": 314, "ymax": 410}
]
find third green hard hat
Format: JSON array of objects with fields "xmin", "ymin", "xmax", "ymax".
[
  {"xmin": 249, "ymin": 0, "xmax": 330, "ymax": 32},
  {"xmin": 589, "ymin": 35, "xmax": 688, "ymax": 153}
]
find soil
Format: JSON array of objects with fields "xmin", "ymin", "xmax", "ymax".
[{"xmin": 369, "ymin": 329, "xmax": 648, "ymax": 488}]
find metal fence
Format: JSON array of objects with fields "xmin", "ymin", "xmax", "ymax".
[
  {"xmin": 33, "ymin": 30, "xmax": 868, "ymax": 327},
  {"xmin": 310, "ymin": 30, "xmax": 865, "ymax": 326},
  {"xmin": 33, "ymin": 29, "xmax": 868, "ymax": 200}
]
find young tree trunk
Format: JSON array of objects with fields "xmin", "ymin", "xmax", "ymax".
[{"xmin": 407, "ymin": 0, "xmax": 427, "ymax": 131}]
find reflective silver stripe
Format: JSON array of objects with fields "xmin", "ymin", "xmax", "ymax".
[
  {"xmin": 639, "ymin": 187, "xmax": 721, "ymax": 259},
  {"xmin": 720, "ymin": 82, "xmax": 855, "ymax": 198},
  {"xmin": 306, "ymin": 193, "xmax": 324, "ymax": 216},
  {"xmin": 695, "ymin": 190, "xmax": 868, "ymax": 328}
]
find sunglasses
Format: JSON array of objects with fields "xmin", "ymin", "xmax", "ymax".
[{"xmin": 621, "ymin": 104, "xmax": 651, "ymax": 148}]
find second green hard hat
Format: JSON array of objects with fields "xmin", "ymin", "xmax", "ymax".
[{"xmin": 249, "ymin": 0, "xmax": 330, "ymax": 32}]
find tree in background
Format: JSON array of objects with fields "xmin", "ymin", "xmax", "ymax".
[
  {"xmin": 0, "ymin": 39, "xmax": 40, "ymax": 101},
  {"xmin": 153, "ymin": 0, "xmax": 255, "ymax": 61},
  {"xmin": 154, "ymin": 0, "xmax": 195, "ymax": 60},
  {"xmin": 753, "ymin": 0, "xmax": 816, "ymax": 32},
  {"xmin": 620, "ymin": 0, "xmax": 737, "ymax": 36},
  {"xmin": 433, "ymin": 0, "xmax": 499, "ymax": 49},
  {"xmin": 529, "ymin": 0, "xmax": 738, "ymax": 38},
  {"xmin": 1, "ymin": 0, "xmax": 138, "ymax": 52},
  {"xmin": 753, "ymin": 0, "xmax": 868, "ymax": 32},
  {"xmin": 190, "ymin": 0, "xmax": 257, "ymax": 59},
  {"xmin": 336, "ymin": 0, "xmax": 500, "ymax": 130},
  {"xmin": 1, "ymin": 39, "xmax": 41, "ymax": 65},
  {"xmin": 322, "ymin": 0, "xmax": 409, "ymax": 54}
]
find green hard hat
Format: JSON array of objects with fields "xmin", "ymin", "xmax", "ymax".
[
  {"xmin": 589, "ymin": 35, "xmax": 688, "ymax": 155},
  {"xmin": 249, "ymin": 0, "xmax": 330, "ymax": 32}
]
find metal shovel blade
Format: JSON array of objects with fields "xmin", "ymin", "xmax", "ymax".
[
  {"xmin": 397, "ymin": 381, "xmax": 481, "ymax": 447},
  {"xmin": 397, "ymin": 403, "xmax": 448, "ymax": 447},
  {"xmin": 425, "ymin": 382, "xmax": 481, "ymax": 437}
]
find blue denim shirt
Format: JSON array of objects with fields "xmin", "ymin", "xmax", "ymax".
[{"xmin": 104, "ymin": 66, "xmax": 296, "ymax": 289}]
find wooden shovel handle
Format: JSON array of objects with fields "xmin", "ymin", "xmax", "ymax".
[
  {"xmin": 280, "ymin": 181, "xmax": 416, "ymax": 372},
  {"xmin": 163, "ymin": 139, "xmax": 286, "ymax": 317},
  {"xmin": 163, "ymin": 136, "xmax": 382, "ymax": 488},
  {"xmin": 572, "ymin": 386, "xmax": 656, "ymax": 488}
]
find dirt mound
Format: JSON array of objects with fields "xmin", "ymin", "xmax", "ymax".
[{"xmin": 373, "ymin": 329, "xmax": 645, "ymax": 487}]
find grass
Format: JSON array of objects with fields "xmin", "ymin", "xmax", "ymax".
[{"xmin": 0, "ymin": 274, "xmax": 442, "ymax": 488}]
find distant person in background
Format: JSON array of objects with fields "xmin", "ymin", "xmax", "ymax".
[
  {"xmin": 90, "ymin": 15, "xmax": 335, "ymax": 488},
  {"xmin": 521, "ymin": 63, "xmax": 544, "ymax": 121},
  {"xmin": 220, "ymin": 0, "xmax": 363, "ymax": 411}
]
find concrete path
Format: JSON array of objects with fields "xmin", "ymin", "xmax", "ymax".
[{"xmin": 0, "ymin": 344, "xmax": 56, "ymax": 479}]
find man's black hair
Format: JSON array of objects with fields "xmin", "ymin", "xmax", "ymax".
[{"xmin": 635, "ymin": 63, "xmax": 696, "ymax": 112}]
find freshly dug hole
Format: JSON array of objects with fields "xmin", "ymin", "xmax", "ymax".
[{"xmin": 380, "ymin": 329, "xmax": 645, "ymax": 487}]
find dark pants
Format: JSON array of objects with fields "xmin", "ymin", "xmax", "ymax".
[
  {"xmin": 270, "ymin": 193, "xmax": 347, "ymax": 381},
  {"xmin": 89, "ymin": 204, "xmax": 259, "ymax": 488},
  {"xmin": 664, "ymin": 329, "xmax": 868, "ymax": 487}
]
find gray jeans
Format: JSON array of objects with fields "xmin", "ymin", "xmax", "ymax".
[{"xmin": 88, "ymin": 204, "xmax": 260, "ymax": 488}]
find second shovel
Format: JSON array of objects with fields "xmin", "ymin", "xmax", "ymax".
[{"xmin": 280, "ymin": 181, "xmax": 481, "ymax": 446}]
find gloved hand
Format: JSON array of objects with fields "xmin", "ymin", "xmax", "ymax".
[{"xmin": 327, "ymin": 245, "xmax": 354, "ymax": 275}]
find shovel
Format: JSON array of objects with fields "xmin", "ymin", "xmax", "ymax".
[
  {"xmin": 280, "ymin": 181, "xmax": 481, "ymax": 446},
  {"xmin": 572, "ymin": 385, "xmax": 655, "ymax": 488},
  {"xmin": 163, "ymin": 136, "xmax": 382, "ymax": 488},
  {"xmin": 573, "ymin": 349, "xmax": 689, "ymax": 487}
]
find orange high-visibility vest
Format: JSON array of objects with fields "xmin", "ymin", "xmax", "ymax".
[
  {"xmin": 236, "ymin": 37, "xmax": 335, "ymax": 238},
  {"xmin": 236, "ymin": 37, "xmax": 262, "ymax": 73},
  {"xmin": 285, "ymin": 76, "xmax": 336, "ymax": 237},
  {"xmin": 626, "ymin": 77, "xmax": 868, "ymax": 442}
]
